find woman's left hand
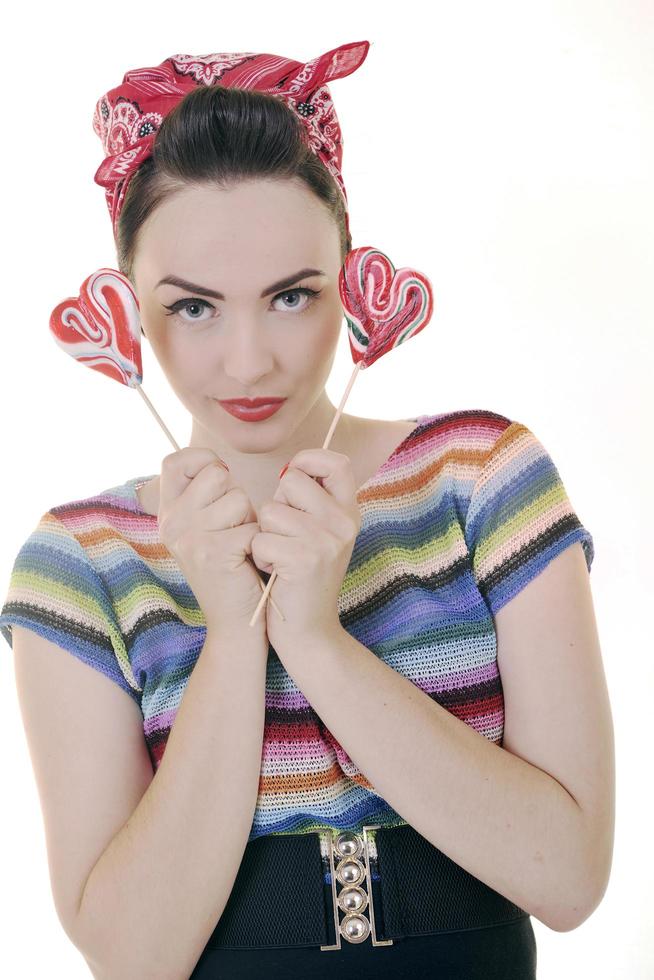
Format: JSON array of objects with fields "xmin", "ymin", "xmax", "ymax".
[{"xmin": 250, "ymin": 449, "xmax": 361, "ymax": 649}]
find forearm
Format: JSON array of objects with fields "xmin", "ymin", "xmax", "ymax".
[
  {"xmin": 276, "ymin": 624, "xmax": 590, "ymax": 933},
  {"xmin": 75, "ymin": 627, "xmax": 269, "ymax": 980}
]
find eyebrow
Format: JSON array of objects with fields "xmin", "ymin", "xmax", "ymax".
[{"xmin": 155, "ymin": 268, "xmax": 327, "ymax": 300}]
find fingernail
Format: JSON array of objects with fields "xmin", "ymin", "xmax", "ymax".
[{"xmin": 278, "ymin": 462, "xmax": 289, "ymax": 479}]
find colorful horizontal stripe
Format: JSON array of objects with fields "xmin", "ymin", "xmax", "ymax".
[{"xmin": 0, "ymin": 409, "xmax": 593, "ymax": 841}]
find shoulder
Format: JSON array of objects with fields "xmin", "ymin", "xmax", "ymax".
[
  {"xmin": 412, "ymin": 407, "xmax": 516, "ymax": 459},
  {"xmin": 47, "ymin": 476, "xmax": 149, "ymax": 526},
  {"xmin": 25, "ymin": 477, "xmax": 154, "ymax": 571},
  {"xmin": 369, "ymin": 408, "xmax": 518, "ymax": 512}
]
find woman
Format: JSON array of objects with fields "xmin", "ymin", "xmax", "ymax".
[{"xmin": 0, "ymin": 42, "xmax": 614, "ymax": 979}]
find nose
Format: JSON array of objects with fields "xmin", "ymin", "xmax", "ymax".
[{"xmin": 222, "ymin": 320, "xmax": 275, "ymax": 386}]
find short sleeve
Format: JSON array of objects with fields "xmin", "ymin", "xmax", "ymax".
[
  {"xmin": 464, "ymin": 420, "xmax": 595, "ymax": 618},
  {"xmin": 0, "ymin": 509, "xmax": 142, "ymax": 707}
]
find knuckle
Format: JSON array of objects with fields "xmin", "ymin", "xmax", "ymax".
[
  {"xmin": 258, "ymin": 501, "xmax": 273, "ymax": 523},
  {"xmin": 230, "ymin": 485, "xmax": 248, "ymax": 503},
  {"xmin": 225, "ymin": 489, "xmax": 249, "ymax": 526},
  {"xmin": 326, "ymin": 451, "xmax": 350, "ymax": 470},
  {"xmin": 211, "ymin": 461, "xmax": 229, "ymax": 480},
  {"xmin": 230, "ymin": 486, "xmax": 250, "ymax": 513}
]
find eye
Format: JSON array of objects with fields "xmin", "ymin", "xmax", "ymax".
[
  {"xmin": 162, "ymin": 298, "xmax": 214, "ymax": 323},
  {"xmin": 271, "ymin": 287, "xmax": 321, "ymax": 313}
]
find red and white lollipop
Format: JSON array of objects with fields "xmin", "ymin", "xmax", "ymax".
[
  {"xmin": 249, "ymin": 245, "xmax": 435, "ymax": 625},
  {"xmin": 49, "ymin": 269, "xmax": 179, "ymax": 448}
]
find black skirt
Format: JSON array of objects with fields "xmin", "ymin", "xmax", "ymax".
[{"xmin": 190, "ymin": 823, "xmax": 538, "ymax": 979}]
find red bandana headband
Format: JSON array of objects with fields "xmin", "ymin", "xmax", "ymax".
[{"xmin": 92, "ymin": 40, "xmax": 371, "ymax": 240}]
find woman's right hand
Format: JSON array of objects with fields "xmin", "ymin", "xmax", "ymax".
[{"xmin": 157, "ymin": 447, "xmax": 267, "ymax": 637}]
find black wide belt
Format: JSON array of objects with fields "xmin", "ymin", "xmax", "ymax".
[{"xmin": 201, "ymin": 823, "xmax": 530, "ymax": 952}]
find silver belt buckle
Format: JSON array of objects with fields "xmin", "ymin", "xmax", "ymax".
[{"xmin": 318, "ymin": 824, "xmax": 393, "ymax": 951}]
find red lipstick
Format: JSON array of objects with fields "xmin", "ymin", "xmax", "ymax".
[{"xmin": 216, "ymin": 397, "xmax": 286, "ymax": 422}]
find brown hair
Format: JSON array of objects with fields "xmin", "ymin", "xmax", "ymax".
[{"xmin": 116, "ymin": 85, "xmax": 351, "ymax": 282}]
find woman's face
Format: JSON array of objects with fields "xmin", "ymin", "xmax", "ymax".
[{"xmin": 131, "ymin": 178, "xmax": 345, "ymax": 456}]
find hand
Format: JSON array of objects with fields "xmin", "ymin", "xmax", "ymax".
[
  {"xmin": 157, "ymin": 447, "xmax": 268, "ymax": 639},
  {"xmin": 250, "ymin": 449, "xmax": 361, "ymax": 648}
]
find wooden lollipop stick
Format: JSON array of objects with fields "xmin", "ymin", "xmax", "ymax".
[
  {"xmin": 136, "ymin": 385, "xmax": 182, "ymax": 451},
  {"xmin": 321, "ymin": 361, "xmax": 363, "ymax": 447},
  {"xmin": 248, "ymin": 362, "xmax": 363, "ymax": 627},
  {"xmin": 135, "ymin": 386, "xmax": 285, "ymax": 621}
]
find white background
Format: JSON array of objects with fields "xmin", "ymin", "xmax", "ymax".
[{"xmin": 0, "ymin": 1, "xmax": 651, "ymax": 976}]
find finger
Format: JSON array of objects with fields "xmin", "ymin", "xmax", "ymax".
[
  {"xmin": 276, "ymin": 470, "xmax": 361, "ymax": 540},
  {"xmin": 251, "ymin": 530, "xmax": 298, "ymax": 575},
  {"xmin": 159, "ymin": 446, "xmax": 229, "ymax": 511},
  {"xmin": 277, "ymin": 450, "xmax": 356, "ymax": 512},
  {"xmin": 164, "ymin": 463, "xmax": 251, "ymax": 532},
  {"xmin": 276, "ymin": 461, "xmax": 355, "ymax": 529},
  {"xmin": 258, "ymin": 498, "xmax": 322, "ymax": 538},
  {"xmin": 197, "ymin": 485, "xmax": 257, "ymax": 531},
  {"xmin": 159, "ymin": 451, "xmax": 256, "ymax": 534},
  {"xmin": 273, "ymin": 470, "xmax": 344, "ymax": 534},
  {"xmin": 177, "ymin": 458, "xmax": 229, "ymax": 508}
]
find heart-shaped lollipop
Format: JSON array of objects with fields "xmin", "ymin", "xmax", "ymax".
[
  {"xmin": 49, "ymin": 269, "xmax": 143, "ymax": 388},
  {"xmin": 339, "ymin": 246, "xmax": 433, "ymax": 368},
  {"xmin": 49, "ymin": 267, "xmax": 285, "ymax": 620},
  {"xmin": 249, "ymin": 244, "xmax": 435, "ymax": 626}
]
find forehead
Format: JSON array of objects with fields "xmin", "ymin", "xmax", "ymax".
[{"xmin": 136, "ymin": 179, "xmax": 339, "ymax": 287}]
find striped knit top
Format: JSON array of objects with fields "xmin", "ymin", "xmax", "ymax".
[{"xmin": 0, "ymin": 408, "xmax": 594, "ymax": 842}]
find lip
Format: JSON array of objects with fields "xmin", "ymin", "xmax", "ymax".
[
  {"xmin": 219, "ymin": 397, "xmax": 286, "ymax": 406},
  {"xmin": 216, "ymin": 398, "xmax": 286, "ymax": 422}
]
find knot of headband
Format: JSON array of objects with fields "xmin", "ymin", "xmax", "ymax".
[{"xmin": 92, "ymin": 40, "xmax": 371, "ymax": 239}]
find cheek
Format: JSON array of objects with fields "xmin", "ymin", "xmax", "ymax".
[
  {"xmin": 311, "ymin": 330, "xmax": 338, "ymax": 369},
  {"xmin": 314, "ymin": 304, "xmax": 342, "ymax": 365},
  {"xmin": 287, "ymin": 314, "xmax": 340, "ymax": 380},
  {"xmin": 307, "ymin": 297, "xmax": 342, "ymax": 359},
  {"xmin": 143, "ymin": 320, "xmax": 206, "ymax": 388},
  {"xmin": 167, "ymin": 335, "xmax": 209, "ymax": 382}
]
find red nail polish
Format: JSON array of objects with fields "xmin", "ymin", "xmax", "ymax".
[{"xmin": 278, "ymin": 463, "xmax": 289, "ymax": 479}]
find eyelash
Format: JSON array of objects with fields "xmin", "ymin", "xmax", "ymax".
[{"xmin": 162, "ymin": 287, "xmax": 322, "ymax": 323}]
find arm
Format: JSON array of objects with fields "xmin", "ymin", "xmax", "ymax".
[
  {"xmin": 74, "ymin": 627, "xmax": 269, "ymax": 980},
  {"xmin": 272, "ymin": 544, "xmax": 614, "ymax": 935}
]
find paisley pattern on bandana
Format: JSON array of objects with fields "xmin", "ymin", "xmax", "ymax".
[{"xmin": 91, "ymin": 41, "xmax": 371, "ymax": 239}]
